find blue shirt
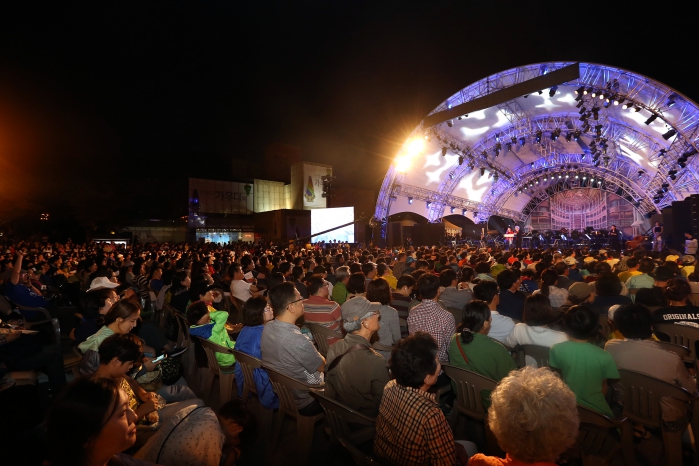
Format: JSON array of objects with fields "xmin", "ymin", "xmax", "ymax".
[
  {"xmin": 3, "ymin": 281, "xmax": 49, "ymax": 309},
  {"xmin": 234, "ymin": 325, "xmax": 279, "ymax": 409}
]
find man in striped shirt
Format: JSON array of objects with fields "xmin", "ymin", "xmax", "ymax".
[{"xmin": 302, "ymin": 274, "xmax": 342, "ymax": 345}]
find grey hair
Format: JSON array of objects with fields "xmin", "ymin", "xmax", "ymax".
[
  {"xmin": 335, "ymin": 265, "xmax": 350, "ymax": 281},
  {"xmin": 342, "ymin": 311, "xmax": 375, "ymax": 333}
]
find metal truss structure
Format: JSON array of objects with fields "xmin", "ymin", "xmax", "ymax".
[{"xmin": 375, "ymin": 62, "xmax": 699, "ymax": 240}]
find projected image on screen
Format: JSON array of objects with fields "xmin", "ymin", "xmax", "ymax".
[{"xmin": 311, "ymin": 207, "xmax": 355, "ymax": 243}]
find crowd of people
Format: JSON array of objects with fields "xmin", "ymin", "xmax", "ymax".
[{"xmin": 2, "ymin": 236, "xmax": 699, "ymax": 465}]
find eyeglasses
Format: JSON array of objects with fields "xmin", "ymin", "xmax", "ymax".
[{"xmin": 288, "ymin": 297, "xmax": 304, "ymax": 307}]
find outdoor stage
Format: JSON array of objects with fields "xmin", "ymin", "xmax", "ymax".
[{"xmin": 372, "ymin": 62, "xmax": 699, "ymax": 250}]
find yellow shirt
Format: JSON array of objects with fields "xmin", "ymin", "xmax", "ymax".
[
  {"xmin": 618, "ymin": 270, "xmax": 641, "ymax": 283},
  {"xmin": 380, "ymin": 275, "xmax": 397, "ymax": 290}
]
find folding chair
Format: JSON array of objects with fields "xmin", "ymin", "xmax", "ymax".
[
  {"xmin": 232, "ymin": 349, "xmax": 263, "ymax": 402},
  {"xmin": 654, "ymin": 341, "xmax": 691, "ymax": 361},
  {"xmin": 442, "ymin": 363, "xmax": 502, "ymax": 456},
  {"xmin": 571, "ymin": 405, "xmax": 635, "ymax": 466},
  {"xmin": 194, "ymin": 336, "xmax": 236, "ymax": 405},
  {"xmin": 312, "ymin": 391, "xmax": 376, "ymax": 446},
  {"xmin": 265, "ymin": 365, "xmax": 325, "ymax": 464},
  {"xmin": 338, "ymin": 438, "xmax": 384, "ymax": 466},
  {"xmin": 172, "ymin": 312, "xmax": 195, "ymax": 376},
  {"xmin": 654, "ymin": 323, "xmax": 699, "ymax": 363},
  {"xmin": 517, "ymin": 344, "xmax": 551, "ymax": 368},
  {"xmin": 305, "ymin": 322, "xmax": 342, "ymax": 357},
  {"xmin": 618, "ymin": 368, "xmax": 699, "ymax": 465}
]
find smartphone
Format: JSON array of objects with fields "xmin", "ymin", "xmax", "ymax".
[{"xmin": 152, "ymin": 354, "xmax": 166, "ymax": 363}]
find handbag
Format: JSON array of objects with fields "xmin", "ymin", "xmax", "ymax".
[{"xmin": 160, "ymin": 357, "xmax": 184, "ymax": 385}]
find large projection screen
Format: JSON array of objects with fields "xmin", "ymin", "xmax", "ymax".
[{"xmin": 311, "ymin": 207, "xmax": 355, "ymax": 243}]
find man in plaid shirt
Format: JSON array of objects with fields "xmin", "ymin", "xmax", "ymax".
[
  {"xmin": 374, "ymin": 332, "xmax": 474, "ymax": 465},
  {"xmin": 407, "ymin": 273, "xmax": 456, "ymax": 362}
]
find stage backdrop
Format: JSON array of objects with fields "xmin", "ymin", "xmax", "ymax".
[{"xmin": 525, "ymin": 189, "xmax": 637, "ymax": 236}]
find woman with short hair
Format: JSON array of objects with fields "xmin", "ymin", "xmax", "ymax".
[
  {"xmin": 469, "ymin": 367, "xmax": 579, "ymax": 466},
  {"xmin": 366, "ymin": 278, "xmax": 401, "ymax": 358}
]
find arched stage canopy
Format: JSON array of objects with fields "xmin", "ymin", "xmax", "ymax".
[{"xmin": 374, "ymin": 62, "xmax": 699, "ymax": 238}]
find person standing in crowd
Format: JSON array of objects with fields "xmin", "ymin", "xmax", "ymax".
[
  {"xmin": 653, "ymin": 221, "xmax": 664, "ymax": 252},
  {"xmin": 685, "ymin": 232, "xmax": 698, "ymax": 256}
]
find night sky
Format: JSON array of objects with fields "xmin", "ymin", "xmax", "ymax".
[{"xmin": 1, "ymin": 1, "xmax": 698, "ymax": 230}]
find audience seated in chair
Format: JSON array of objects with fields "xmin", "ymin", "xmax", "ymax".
[
  {"xmin": 472, "ymin": 280, "xmax": 515, "ymax": 343},
  {"xmin": 187, "ymin": 300, "xmax": 236, "ymax": 368},
  {"xmin": 233, "ymin": 296, "xmax": 279, "ymax": 409},
  {"xmin": 469, "ymin": 367, "xmax": 579, "ymax": 466},
  {"xmin": 261, "ymin": 282, "xmax": 326, "ymax": 416},
  {"xmin": 653, "ymin": 277, "xmax": 699, "ymax": 327},
  {"xmin": 302, "ymin": 274, "xmax": 342, "ymax": 345},
  {"xmin": 504, "ymin": 294, "xmax": 567, "ymax": 367},
  {"xmin": 439, "ymin": 267, "xmax": 473, "ymax": 312},
  {"xmin": 605, "ymin": 303, "xmax": 695, "ymax": 429},
  {"xmin": 365, "ymin": 279, "xmax": 401, "ymax": 358},
  {"xmin": 588, "ymin": 272, "xmax": 632, "ymax": 316},
  {"xmin": 449, "ymin": 300, "xmax": 517, "ymax": 407},
  {"xmin": 549, "ymin": 305, "xmax": 619, "ymax": 418},
  {"xmin": 325, "ymin": 297, "xmax": 390, "ymax": 417},
  {"xmin": 374, "ymin": 332, "xmax": 476, "ymax": 466}
]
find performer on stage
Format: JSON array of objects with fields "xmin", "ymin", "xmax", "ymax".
[
  {"xmin": 608, "ymin": 225, "xmax": 621, "ymax": 251},
  {"xmin": 652, "ymin": 221, "xmax": 663, "ymax": 252},
  {"xmin": 505, "ymin": 227, "xmax": 513, "ymax": 249},
  {"xmin": 514, "ymin": 225, "xmax": 522, "ymax": 249}
]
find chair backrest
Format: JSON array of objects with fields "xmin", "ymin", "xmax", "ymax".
[
  {"xmin": 654, "ymin": 323, "xmax": 699, "ymax": 360},
  {"xmin": 442, "ymin": 363, "xmax": 496, "ymax": 421},
  {"xmin": 520, "ymin": 344, "xmax": 551, "ymax": 368},
  {"xmin": 447, "ymin": 307, "xmax": 462, "ymax": 326},
  {"xmin": 312, "ymin": 391, "xmax": 376, "ymax": 443},
  {"xmin": 0, "ymin": 295, "xmax": 14, "ymax": 317},
  {"xmin": 598, "ymin": 314, "xmax": 613, "ymax": 340},
  {"xmin": 173, "ymin": 312, "xmax": 191, "ymax": 350},
  {"xmin": 575, "ymin": 405, "xmax": 626, "ymax": 459},
  {"xmin": 338, "ymin": 437, "xmax": 383, "ymax": 466},
  {"xmin": 617, "ymin": 368, "xmax": 696, "ymax": 428},
  {"xmin": 265, "ymin": 365, "xmax": 324, "ymax": 416},
  {"xmin": 654, "ymin": 341, "xmax": 692, "ymax": 361},
  {"xmin": 232, "ymin": 349, "xmax": 263, "ymax": 397},
  {"xmin": 195, "ymin": 336, "xmax": 235, "ymax": 374},
  {"xmin": 305, "ymin": 323, "xmax": 342, "ymax": 357}
]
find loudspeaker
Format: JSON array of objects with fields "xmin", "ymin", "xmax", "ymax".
[
  {"xmin": 390, "ymin": 222, "xmax": 402, "ymax": 247},
  {"xmin": 671, "ymin": 200, "xmax": 691, "ymax": 250}
]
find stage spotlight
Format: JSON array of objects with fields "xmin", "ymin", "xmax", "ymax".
[
  {"xmin": 603, "ymin": 100, "xmax": 611, "ymax": 108},
  {"xmin": 667, "ymin": 94, "xmax": 677, "ymax": 107},
  {"xmin": 558, "ymin": 174, "xmax": 562, "ymax": 179},
  {"xmin": 670, "ymin": 174, "xmax": 677, "ymax": 180},
  {"xmin": 447, "ymin": 120, "xmax": 453, "ymax": 127},
  {"xmin": 442, "ymin": 147, "xmax": 447, "ymax": 156},
  {"xmin": 575, "ymin": 94, "xmax": 584, "ymax": 103},
  {"xmin": 680, "ymin": 161, "xmax": 687, "ymax": 168},
  {"xmin": 449, "ymin": 172, "xmax": 454, "ymax": 180},
  {"xmin": 480, "ymin": 167, "xmax": 486, "ymax": 177},
  {"xmin": 551, "ymin": 129, "xmax": 560, "ymax": 141},
  {"xmin": 576, "ymin": 86, "xmax": 585, "ymax": 95},
  {"xmin": 494, "ymin": 143, "xmax": 501, "ymax": 156},
  {"xmin": 592, "ymin": 107, "xmax": 600, "ymax": 120},
  {"xmin": 565, "ymin": 132, "xmax": 572, "ymax": 142},
  {"xmin": 638, "ymin": 170, "xmax": 644, "ymax": 178},
  {"xmin": 408, "ymin": 197, "xmax": 413, "ymax": 204},
  {"xmin": 579, "ymin": 113, "xmax": 588, "ymax": 122},
  {"xmin": 535, "ymin": 130, "xmax": 542, "ymax": 143},
  {"xmin": 518, "ymin": 188, "xmax": 522, "ymax": 193},
  {"xmin": 575, "ymin": 174, "xmax": 579, "ymax": 179},
  {"xmin": 582, "ymin": 122, "xmax": 590, "ymax": 132},
  {"xmin": 495, "ymin": 133, "xmax": 501, "ymax": 142},
  {"xmin": 462, "ymin": 209, "xmax": 466, "ymax": 216},
  {"xmin": 536, "ymin": 178, "xmax": 539, "ymax": 184},
  {"xmin": 622, "ymin": 101, "xmax": 632, "ymax": 109},
  {"xmin": 450, "ymin": 206, "xmax": 455, "ymax": 214},
  {"xmin": 684, "ymin": 147, "xmax": 699, "ymax": 157},
  {"xmin": 659, "ymin": 149, "xmax": 667, "ymax": 157},
  {"xmin": 662, "ymin": 129, "xmax": 677, "ymax": 140},
  {"xmin": 565, "ymin": 173, "xmax": 570, "ymax": 178},
  {"xmin": 511, "ymin": 136, "xmax": 517, "ymax": 146},
  {"xmin": 594, "ymin": 160, "xmax": 601, "ymax": 167},
  {"xmin": 493, "ymin": 174, "xmax": 499, "ymax": 182},
  {"xmin": 576, "ymin": 100, "xmax": 584, "ymax": 108},
  {"xmin": 458, "ymin": 155, "xmax": 464, "ymax": 165},
  {"xmin": 457, "ymin": 116, "xmax": 462, "ymax": 120},
  {"xmin": 645, "ymin": 113, "xmax": 658, "ymax": 125},
  {"xmin": 549, "ymin": 86, "xmax": 558, "ymax": 97},
  {"xmin": 614, "ymin": 96, "xmax": 623, "ymax": 105},
  {"xmin": 582, "ymin": 175, "xmax": 587, "ymax": 180},
  {"xmin": 591, "ymin": 90, "xmax": 597, "ymax": 98},
  {"xmin": 506, "ymin": 142, "xmax": 512, "ymax": 152},
  {"xmin": 473, "ymin": 211, "xmax": 478, "ymax": 217},
  {"xmin": 574, "ymin": 131, "xmax": 581, "ymax": 141},
  {"xmin": 519, "ymin": 137, "xmax": 526, "ymax": 147},
  {"xmin": 426, "ymin": 202, "xmax": 431, "ymax": 208},
  {"xmin": 634, "ymin": 106, "xmax": 642, "ymax": 112}
]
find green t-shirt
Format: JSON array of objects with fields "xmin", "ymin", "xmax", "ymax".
[
  {"xmin": 331, "ymin": 281, "xmax": 349, "ymax": 305},
  {"xmin": 448, "ymin": 333, "xmax": 517, "ymax": 407},
  {"xmin": 549, "ymin": 340, "xmax": 619, "ymax": 418}
]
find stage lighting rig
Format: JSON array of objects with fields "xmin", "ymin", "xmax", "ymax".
[
  {"xmin": 426, "ymin": 202, "xmax": 431, "ymax": 208},
  {"xmin": 462, "ymin": 209, "xmax": 466, "ymax": 216},
  {"xmin": 494, "ymin": 143, "xmax": 501, "ymax": 156},
  {"xmin": 565, "ymin": 132, "xmax": 572, "ymax": 142},
  {"xmin": 519, "ymin": 137, "xmax": 526, "ymax": 147},
  {"xmin": 614, "ymin": 96, "xmax": 624, "ymax": 106},
  {"xmin": 592, "ymin": 107, "xmax": 600, "ymax": 120},
  {"xmin": 591, "ymin": 90, "xmax": 597, "ymax": 98},
  {"xmin": 480, "ymin": 167, "xmax": 486, "ymax": 177},
  {"xmin": 599, "ymin": 92, "xmax": 605, "ymax": 100},
  {"xmin": 662, "ymin": 129, "xmax": 677, "ymax": 140},
  {"xmin": 450, "ymin": 206, "xmax": 455, "ymax": 213},
  {"xmin": 575, "ymin": 86, "xmax": 585, "ymax": 95},
  {"xmin": 408, "ymin": 197, "xmax": 413, "ymax": 204},
  {"xmin": 458, "ymin": 155, "xmax": 464, "ymax": 166},
  {"xmin": 551, "ymin": 129, "xmax": 561, "ymax": 141},
  {"xmin": 447, "ymin": 120, "xmax": 453, "ymax": 127},
  {"xmin": 549, "ymin": 86, "xmax": 558, "ymax": 97},
  {"xmin": 638, "ymin": 170, "xmax": 645, "ymax": 178},
  {"xmin": 535, "ymin": 130, "xmax": 542, "ymax": 143},
  {"xmin": 576, "ymin": 100, "xmax": 584, "ymax": 108},
  {"xmin": 493, "ymin": 174, "xmax": 499, "ymax": 182},
  {"xmin": 645, "ymin": 113, "xmax": 658, "ymax": 125},
  {"xmin": 622, "ymin": 101, "xmax": 633, "ymax": 109},
  {"xmin": 667, "ymin": 94, "xmax": 677, "ymax": 107},
  {"xmin": 658, "ymin": 149, "xmax": 667, "ymax": 157},
  {"xmin": 634, "ymin": 106, "xmax": 642, "ymax": 112}
]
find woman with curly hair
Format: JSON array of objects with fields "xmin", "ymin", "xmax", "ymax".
[{"xmin": 469, "ymin": 366, "xmax": 579, "ymax": 465}]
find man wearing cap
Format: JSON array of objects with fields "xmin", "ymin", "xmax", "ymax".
[
  {"xmin": 565, "ymin": 256, "xmax": 584, "ymax": 283},
  {"xmin": 558, "ymin": 282, "xmax": 595, "ymax": 314},
  {"xmin": 324, "ymin": 297, "xmax": 390, "ymax": 417}
]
